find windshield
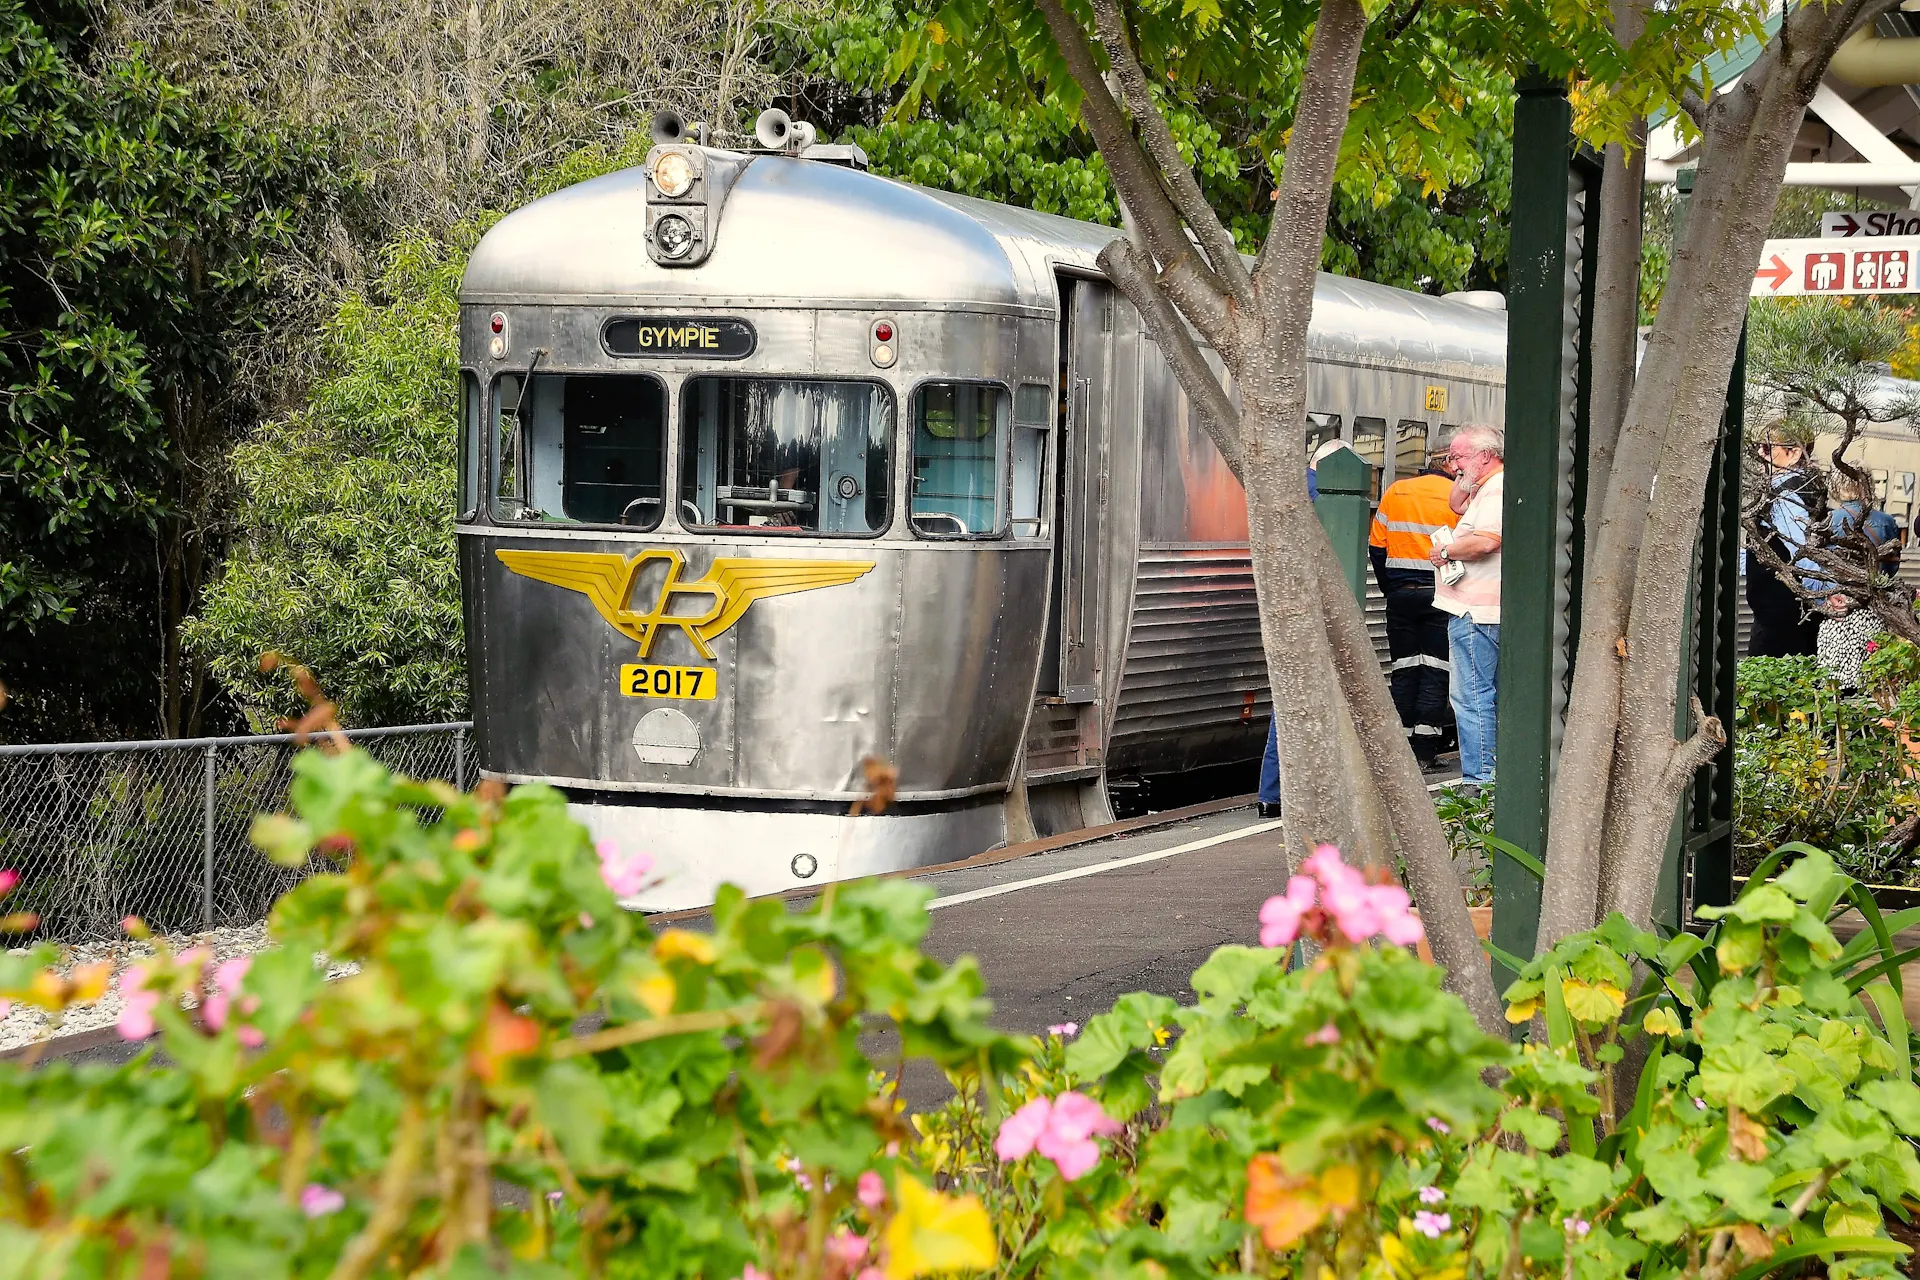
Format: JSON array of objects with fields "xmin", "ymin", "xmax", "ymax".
[
  {"xmin": 492, "ymin": 372, "xmax": 666, "ymax": 528},
  {"xmin": 678, "ymin": 378, "xmax": 893, "ymax": 535}
]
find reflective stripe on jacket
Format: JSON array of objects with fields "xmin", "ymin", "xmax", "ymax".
[{"xmin": 1368, "ymin": 472, "xmax": 1459, "ymax": 591}]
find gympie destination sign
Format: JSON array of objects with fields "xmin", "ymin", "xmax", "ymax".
[{"xmin": 604, "ymin": 317, "xmax": 757, "ymax": 359}]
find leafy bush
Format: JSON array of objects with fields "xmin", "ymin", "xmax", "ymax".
[
  {"xmin": 917, "ymin": 845, "xmax": 1920, "ymax": 1279},
  {"xmin": 1733, "ymin": 656, "xmax": 1920, "ymax": 885},
  {"xmin": 0, "ymin": 749, "xmax": 1020, "ymax": 1276},
  {"xmin": 1435, "ymin": 782, "xmax": 1494, "ymax": 906}
]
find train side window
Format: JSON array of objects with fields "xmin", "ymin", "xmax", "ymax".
[
  {"xmin": 1352, "ymin": 416, "xmax": 1387, "ymax": 501},
  {"xmin": 1010, "ymin": 382, "xmax": 1050, "ymax": 539},
  {"xmin": 911, "ymin": 382, "xmax": 1008, "ymax": 539},
  {"xmin": 677, "ymin": 377, "xmax": 893, "ymax": 535},
  {"xmin": 490, "ymin": 373, "xmax": 666, "ymax": 528},
  {"xmin": 1305, "ymin": 412, "xmax": 1341, "ymax": 458},
  {"xmin": 1395, "ymin": 420, "xmax": 1429, "ymax": 485},
  {"xmin": 459, "ymin": 370, "xmax": 480, "ymax": 521}
]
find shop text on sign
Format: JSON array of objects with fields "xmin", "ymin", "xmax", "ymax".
[
  {"xmin": 1822, "ymin": 211, "xmax": 1920, "ymax": 238},
  {"xmin": 1750, "ymin": 236, "xmax": 1920, "ymax": 297}
]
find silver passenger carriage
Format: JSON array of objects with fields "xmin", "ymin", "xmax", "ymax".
[{"xmin": 458, "ymin": 115, "xmax": 1506, "ymax": 909}]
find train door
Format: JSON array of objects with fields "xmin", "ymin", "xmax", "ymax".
[{"xmin": 1039, "ymin": 275, "xmax": 1110, "ymax": 704}]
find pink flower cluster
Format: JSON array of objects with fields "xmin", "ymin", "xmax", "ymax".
[
  {"xmin": 597, "ymin": 841, "xmax": 654, "ymax": 898},
  {"xmin": 1258, "ymin": 845, "xmax": 1423, "ymax": 949},
  {"xmin": 117, "ymin": 964, "xmax": 161, "ymax": 1040},
  {"xmin": 116, "ymin": 952, "xmax": 264, "ymax": 1045},
  {"xmin": 995, "ymin": 1090, "xmax": 1122, "ymax": 1181},
  {"xmin": 204, "ymin": 955, "xmax": 264, "ymax": 1047}
]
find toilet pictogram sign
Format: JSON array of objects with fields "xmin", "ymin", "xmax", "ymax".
[{"xmin": 1752, "ymin": 236, "xmax": 1920, "ymax": 297}]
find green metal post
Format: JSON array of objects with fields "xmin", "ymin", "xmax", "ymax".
[
  {"xmin": 1492, "ymin": 74, "xmax": 1590, "ymax": 981},
  {"xmin": 1315, "ymin": 448, "xmax": 1373, "ymax": 604}
]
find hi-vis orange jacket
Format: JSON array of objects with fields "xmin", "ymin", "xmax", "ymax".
[{"xmin": 1368, "ymin": 471, "xmax": 1460, "ymax": 593}]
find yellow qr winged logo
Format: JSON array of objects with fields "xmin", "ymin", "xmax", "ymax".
[{"xmin": 495, "ymin": 548, "xmax": 875, "ymax": 659}]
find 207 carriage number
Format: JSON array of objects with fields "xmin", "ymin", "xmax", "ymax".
[{"xmin": 619, "ymin": 664, "xmax": 717, "ymax": 700}]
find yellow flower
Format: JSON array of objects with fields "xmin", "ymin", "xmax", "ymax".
[
  {"xmin": 631, "ymin": 973, "xmax": 676, "ymax": 1017},
  {"xmin": 652, "ymin": 930, "xmax": 715, "ymax": 965},
  {"xmin": 882, "ymin": 1176, "xmax": 995, "ymax": 1279}
]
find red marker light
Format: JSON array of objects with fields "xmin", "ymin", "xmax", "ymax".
[
  {"xmin": 874, "ymin": 321, "xmax": 893, "ymax": 342},
  {"xmin": 490, "ymin": 313, "xmax": 506, "ymax": 334}
]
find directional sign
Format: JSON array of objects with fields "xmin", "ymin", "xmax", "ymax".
[
  {"xmin": 1751, "ymin": 236, "xmax": 1920, "ymax": 296},
  {"xmin": 1822, "ymin": 210, "xmax": 1920, "ymax": 238}
]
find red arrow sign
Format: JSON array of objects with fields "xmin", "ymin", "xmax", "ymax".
[
  {"xmin": 1755, "ymin": 254, "xmax": 1793, "ymax": 290},
  {"xmin": 1834, "ymin": 213, "xmax": 1861, "ymax": 236}
]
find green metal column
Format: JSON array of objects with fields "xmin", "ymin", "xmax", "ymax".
[
  {"xmin": 1315, "ymin": 448, "xmax": 1374, "ymax": 603},
  {"xmin": 1492, "ymin": 74, "xmax": 1592, "ymax": 980}
]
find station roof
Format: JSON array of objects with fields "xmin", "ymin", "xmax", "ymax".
[{"xmin": 1650, "ymin": 11, "xmax": 1920, "ymax": 204}]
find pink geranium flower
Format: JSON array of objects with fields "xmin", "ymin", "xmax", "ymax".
[
  {"xmin": 204, "ymin": 955, "xmax": 266, "ymax": 1048},
  {"xmin": 300, "ymin": 1183, "xmax": 345, "ymax": 1217},
  {"xmin": 0, "ymin": 869, "xmax": 17, "ymax": 897},
  {"xmin": 994, "ymin": 1097, "xmax": 1052, "ymax": 1161},
  {"xmin": 116, "ymin": 963, "xmax": 160, "ymax": 1041},
  {"xmin": 997, "ymin": 1091, "xmax": 1121, "ymax": 1181},
  {"xmin": 1418, "ymin": 1185, "xmax": 1446, "ymax": 1205},
  {"xmin": 597, "ymin": 841, "xmax": 654, "ymax": 898},
  {"xmin": 1413, "ymin": 1210, "xmax": 1452, "ymax": 1238},
  {"xmin": 856, "ymin": 1170, "xmax": 886, "ymax": 1208},
  {"xmin": 1046, "ymin": 1021, "xmax": 1079, "ymax": 1038},
  {"xmin": 826, "ymin": 1230, "xmax": 869, "ymax": 1266},
  {"xmin": 1304, "ymin": 1021, "xmax": 1340, "ymax": 1046},
  {"xmin": 1259, "ymin": 875, "xmax": 1317, "ymax": 948}
]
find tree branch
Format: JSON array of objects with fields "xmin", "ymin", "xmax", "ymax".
[
  {"xmin": 1313, "ymin": 548, "xmax": 1506, "ymax": 1034},
  {"xmin": 1089, "ymin": 0, "xmax": 1253, "ymax": 309},
  {"xmin": 1252, "ymin": 0, "xmax": 1368, "ymax": 299},
  {"xmin": 1099, "ymin": 238, "xmax": 1247, "ymax": 477},
  {"xmin": 1031, "ymin": 0, "xmax": 1226, "ymax": 306}
]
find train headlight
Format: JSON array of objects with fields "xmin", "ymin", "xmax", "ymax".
[
  {"xmin": 652, "ymin": 213, "xmax": 696, "ymax": 260},
  {"xmin": 651, "ymin": 150, "xmax": 697, "ymax": 198}
]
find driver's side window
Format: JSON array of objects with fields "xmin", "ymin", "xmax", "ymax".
[
  {"xmin": 911, "ymin": 382, "xmax": 1007, "ymax": 539},
  {"xmin": 491, "ymin": 372, "xmax": 665, "ymax": 528}
]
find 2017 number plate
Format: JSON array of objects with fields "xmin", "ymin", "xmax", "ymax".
[{"xmin": 619, "ymin": 664, "xmax": 717, "ymax": 700}]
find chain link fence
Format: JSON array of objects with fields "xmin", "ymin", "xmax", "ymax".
[{"xmin": 0, "ymin": 724, "xmax": 471, "ymax": 945}]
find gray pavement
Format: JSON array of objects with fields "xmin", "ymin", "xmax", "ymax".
[{"xmin": 913, "ymin": 807, "xmax": 1285, "ymax": 1034}]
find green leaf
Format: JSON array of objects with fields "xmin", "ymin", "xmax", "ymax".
[
  {"xmin": 1066, "ymin": 991, "xmax": 1175, "ymax": 1081},
  {"xmin": 1773, "ymin": 848, "xmax": 1837, "ymax": 900},
  {"xmin": 1486, "ymin": 836, "xmax": 1545, "ymax": 881},
  {"xmin": 1703, "ymin": 1162, "xmax": 1775, "ymax": 1220},
  {"xmin": 1501, "ymin": 1107, "xmax": 1562, "ymax": 1150},
  {"xmin": 1725, "ymin": 1237, "xmax": 1910, "ymax": 1280}
]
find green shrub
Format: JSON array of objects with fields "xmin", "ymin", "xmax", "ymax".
[
  {"xmin": 916, "ymin": 845, "xmax": 1920, "ymax": 1279},
  {"xmin": 1733, "ymin": 656, "xmax": 1920, "ymax": 885},
  {"xmin": 0, "ymin": 749, "xmax": 1020, "ymax": 1276}
]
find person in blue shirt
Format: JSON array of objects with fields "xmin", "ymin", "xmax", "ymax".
[
  {"xmin": 1745, "ymin": 434, "xmax": 1824, "ymax": 656},
  {"xmin": 1828, "ymin": 477, "xmax": 1902, "ymax": 576}
]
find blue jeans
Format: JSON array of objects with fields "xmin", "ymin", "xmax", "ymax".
[
  {"xmin": 1259, "ymin": 715, "xmax": 1281, "ymax": 806},
  {"xmin": 1448, "ymin": 614, "xmax": 1500, "ymax": 784}
]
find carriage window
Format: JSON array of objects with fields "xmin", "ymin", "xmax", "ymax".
[
  {"xmin": 1010, "ymin": 382, "xmax": 1050, "ymax": 539},
  {"xmin": 912, "ymin": 382, "xmax": 1007, "ymax": 538},
  {"xmin": 459, "ymin": 370, "xmax": 480, "ymax": 520},
  {"xmin": 1305, "ymin": 412, "xmax": 1342, "ymax": 457},
  {"xmin": 1395, "ymin": 420, "xmax": 1429, "ymax": 480},
  {"xmin": 492, "ymin": 373, "xmax": 666, "ymax": 528},
  {"xmin": 1352, "ymin": 416, "xmax": 1387, "ymax": 501},
  {"xmin": 678, "ymin": 378, "xmax": 892, "ymax": 534}
]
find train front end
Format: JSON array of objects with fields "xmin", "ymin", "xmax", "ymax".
[{"xmin": 458, "ymin": 139, "xmax": 1053, "ymax": 909}]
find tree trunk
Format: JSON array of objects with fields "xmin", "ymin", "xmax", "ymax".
[{"xmin": 1548, "ymin": 0, "xmax": 1893, "ymax": 939}]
